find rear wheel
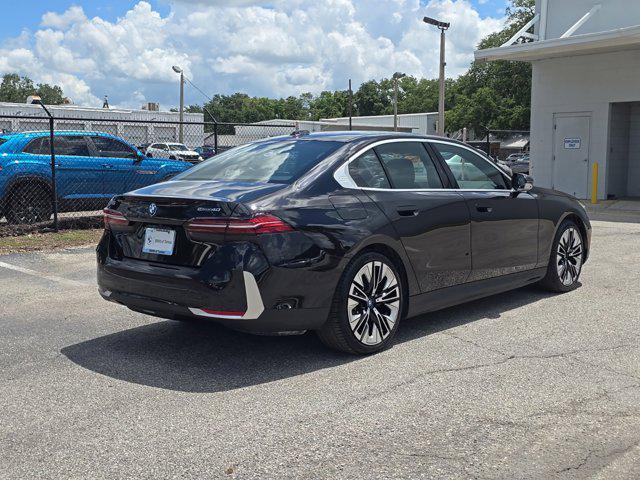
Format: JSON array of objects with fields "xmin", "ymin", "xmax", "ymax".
[
  {"xmin": 6, "ymin": 183, "xmax": 52, "ymax": 225},
  {"xmin": 317, "ymin": 252, "xmax": 405, "ymax": 355},
  {"xmin": 538, "ymin": 219, "xmax": 584, "ymax": 292}
]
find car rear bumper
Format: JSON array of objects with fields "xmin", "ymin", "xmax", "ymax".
[{"xmin": 97, "ymin": 255, "xmax": 330, "ymax": 333}]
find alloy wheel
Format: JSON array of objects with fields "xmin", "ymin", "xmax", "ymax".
[
  {"xmin": 556, "ymin": 227, "xmax": 583, "ymax": 286},
  {"xmin": 347, "ymin": 261, "xmax": 401, "ymax": 346}
]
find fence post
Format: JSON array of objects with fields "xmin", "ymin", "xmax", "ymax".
[
  {"xmin": 36, "ymin": 101, "xmax": 58, "ymax": 231},
  {"xmin": 214, "ymin": 122, "xmax": 218, "ymax": 155}
]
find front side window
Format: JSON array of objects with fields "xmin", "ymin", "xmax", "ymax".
[
  {"xmin": 433, "ymin": 143, "xmax": 508, "ymax": 190},
  {"xmin": 176, "ymin": 139, "xmax": 343, "ymax": 184},
  {"xmin": 375, "ymin": 142, "xmax": 444, "ymax": 189},
  {"xmin": 348, "ymin": 151, "xmax": 391, "ymax": 189},
  {"xmin": 91, "ymin": 136, "xmax": 137, "ymax": 159}
]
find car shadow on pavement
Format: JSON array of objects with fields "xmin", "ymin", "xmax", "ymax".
[{"xmin": 61, "ymin": 285, "xmax": 556, "ymax": 393}]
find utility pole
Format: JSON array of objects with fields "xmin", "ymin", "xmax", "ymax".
[
  {"xmin": 392, "ymin": 72, "xmax": 406, "ymax": 132},
  {"xmin": 172, "ymin": 66, "xmax": 185, "ymax": 143},
  {"xmin": 423, "ymin": 16, "xmax": 450, "ymax": 136},
  {"xmin": 348, "ymin": 79, "xmax": 353, "ymax": 131}
]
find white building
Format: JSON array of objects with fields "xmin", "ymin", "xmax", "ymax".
[
  {"xmin": 321, "ymin": 112, "xmax": 439, "ymax": 136},
  {"xmin": 476, "ymin": 0, "xmax": 640, "ymax": 200},
  {"xmin": 0, "ymin": 102, "xmax": 204, "ymax": 148}
]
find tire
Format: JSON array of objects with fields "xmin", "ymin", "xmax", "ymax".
[
  {"xmin": 538, "ymin": 219, "xmax": 584, "ymax": 293},
  {"xmin": 317, "ymin": 252, "xmax": 406, "ymax": 355},
  {"xmin": 5, "ymin": 183, "xmax": 53, "ymax": 225}
]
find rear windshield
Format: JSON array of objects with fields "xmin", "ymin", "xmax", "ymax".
[{"xmin": 175, "ymin": 139, "xmax": 343, "ymax": 184}]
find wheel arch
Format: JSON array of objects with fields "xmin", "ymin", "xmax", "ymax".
[
  {"xmin": 555, "ymin": 211, "xmax": 590, "ymax": 262},
  {"xmin": 345, "ymin": 237, "xmax": 420, "ymax": 297}
]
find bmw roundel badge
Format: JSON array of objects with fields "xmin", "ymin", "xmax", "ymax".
[{"xmin": 149, "ymin": 203, "xmax": 158, "ymax": 216}]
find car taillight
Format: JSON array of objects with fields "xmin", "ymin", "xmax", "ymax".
[
  {"xmin": 103, "ymin": 208, "xmax": 129, "ymax": 228},
  {"xmin": 185, "ymin": 214, "xmax": 293, "ymax": 236}
]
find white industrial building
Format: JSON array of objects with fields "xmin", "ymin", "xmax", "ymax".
[
  {"xmin": 321, "ymin": 112, "xmax": 439, "ymax": 136},
  {"xmin": 0, "ymin": 102, "xmax": 204, "ymax": 148},
  {"xmin": 476, "ymin": 0, "xmax": 640, "ymax": 200}
]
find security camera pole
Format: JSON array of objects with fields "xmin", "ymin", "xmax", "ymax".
[
  {"xmin": 423, "ymin": 16, "xmax": 450, "ymax": 136},
  {"xmin": 392, "ymin": 72, "xmax": 406, "ymax": 132},
  {"xmin": 172, "ymin": 66, "xmax": 185, "ymax": 143}
]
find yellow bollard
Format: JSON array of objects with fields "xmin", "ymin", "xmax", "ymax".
[{"xmin": 591, "ymin": 162, "xmax": 598, "ymax": 204}]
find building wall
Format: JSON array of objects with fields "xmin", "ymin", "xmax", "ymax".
[
  {"xmin": 530, "ymin": 49, "xmax": 640, "ymax": 199},
  {"xmin": 0, "ymin": 102, "xmax": 205, "ymax": 147},
  {"xmin": 543, "ymin": 0, "xmax": 640, "ymax": 40},
  {"xmin": 321, "ymin": 113, "xmax": 438, "ymax": 135}
]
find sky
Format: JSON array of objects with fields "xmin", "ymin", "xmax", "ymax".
[{"xmin": 0, "ymin": 0, "xmax": 509, "ymax": 110}]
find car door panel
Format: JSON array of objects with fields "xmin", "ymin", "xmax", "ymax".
[
  {"xmin": 369, "ymin": 190, "xmax": 471, "ymax": 291},
  {"xmin": 431, "ymin": 141, "xmax": 540, "ymax": 282},
  {"xmin": 462, "ymin": 190, "xmax": 539, "ymax": 282}
]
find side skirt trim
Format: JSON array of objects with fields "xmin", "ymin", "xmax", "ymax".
[{"xmin": 407, "ymin": 268, "xmax": 547, "ymax": 318}]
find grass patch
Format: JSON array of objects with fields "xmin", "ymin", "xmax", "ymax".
[{"xmin": 0, "ymin": 229, "xmax": 103, "ymax": 255}]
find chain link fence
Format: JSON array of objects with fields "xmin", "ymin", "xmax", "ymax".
[{"xmin": 0, "ymin": 114, "xmax": 296, "ymax": 236}]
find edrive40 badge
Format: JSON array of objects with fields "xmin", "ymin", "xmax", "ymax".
[{"xmin": 148, "ymin": 203, "xmax": 158, "ymax": 216}]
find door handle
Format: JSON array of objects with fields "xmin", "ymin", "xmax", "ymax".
[
  {"xmin": 397, "ymin": 206, "xmax": 419, "ymax": 217},
  {"xmin": 475, "ymin": 205, "xmax": 493, "ymax": 213},
  {"xmin": 102, "ymin": 163, "xmax": 114, "ymax": 169}
]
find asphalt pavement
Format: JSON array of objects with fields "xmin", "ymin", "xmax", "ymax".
[{"xmin": 1, "ymin": 219, "xmax": 639, "ymax": 479}]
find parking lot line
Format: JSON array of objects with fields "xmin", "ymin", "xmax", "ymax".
[{"xmin": 0, "ymin": 260, "xmax": 91, "ymax": 288}]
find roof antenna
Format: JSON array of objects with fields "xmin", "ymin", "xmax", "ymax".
[{"xmin": 103, "ymin": 95, "xmax": 110, "ymax": 109}]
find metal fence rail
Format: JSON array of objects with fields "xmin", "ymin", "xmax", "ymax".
[{"xmin": 0, "ymin": 113, "xmax": 296, "ymax": 235}]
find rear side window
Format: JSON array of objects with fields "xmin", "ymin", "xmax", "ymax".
[
  {"xmin": 348, "ymin": 151, "xmax": 391, "ymax": 189},
  {"xmin": 54, "ymin": 136, "xmax": 91, "ymax": 157},
  {"xmin": 91, "ymin": 136, "xmax": 137, "ymax": 159},
  {"xmin": 0, "ymin": 138, "xmax": 7, "ymax": 147},
  {"xmin": 177, "ymin": 139, "xmax": 343, "ymax": 184},
  {"xmin": 23, "ymin": 137, "xmax": 46, "ymax": 154},
  {"xmin": 375, "ymin": 142, "xmax": 444, "ymax": 189}
]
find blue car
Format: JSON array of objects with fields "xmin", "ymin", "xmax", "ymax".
[{"xmin": 0, "ymin": 131, "xmax": 192, "ymax": 224}]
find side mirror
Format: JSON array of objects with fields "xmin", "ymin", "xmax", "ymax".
[
  {"xmin": 512, "ymin": 172, "xmax": 533, "ymax": 192},
  {"xmin": 136, "ymin": 152, "xmax": 146, "ymax": 162}
]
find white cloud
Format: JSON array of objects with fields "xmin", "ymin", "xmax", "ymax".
[{"xmin": 0, "ymin": 0, "xmax": 504, "ymax": 108}]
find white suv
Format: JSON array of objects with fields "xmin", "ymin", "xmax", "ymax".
[{"xmin": 145, "ymin": 143, "xmax": 202, "ymax": 164}]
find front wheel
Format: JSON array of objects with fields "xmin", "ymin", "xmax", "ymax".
[
  {"xmin": 317, "ymin": 252, "xmax": 405, "ymax": 355},
  {"xmin": 538, "ymin": 220, "xmax": 584, "ymax": 292}
]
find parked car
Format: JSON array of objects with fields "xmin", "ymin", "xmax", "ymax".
[
  {"xmin": 0, "ymin": 131, "xmax": 192, "ymax": 224},
  {"xmin": 510, "ymin": 154, "xmax": 530, "ymax": 174},
  {"xmin": 145, "ymin": 142, "xmax": 202, "ymax": 163},
  {"xmin": 98, "ymin": 132, "xmax": 591, "ymax": 355},
  {"xmin": 194, "ymin": 146, "xmax": 216, "ymax": 159},
  {"xmin": 506, "ymin": 153, "xmax": 526, "ymax": 162}
]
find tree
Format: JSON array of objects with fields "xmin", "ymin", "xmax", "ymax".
[
  {"xmin": 0, "ymin": 73, "xmax": 65, "ymax": 105},
  {"xmin": 446, "ymin": 0, "xmax": 535, "ymax": 134}
]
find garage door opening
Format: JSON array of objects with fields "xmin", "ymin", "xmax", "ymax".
[{"xmin": 607, "ymin": 102, "xmax": 640, "ymax": 199}]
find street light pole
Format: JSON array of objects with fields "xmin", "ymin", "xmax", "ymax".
[
  {"xmin": 173, "ymin": 66, "xmax": 185, "ymax": 143},
  {"xmin": 392, "ymin": 72, "xmax": 406, "ymax": 132},
  {"xmin": 423, "ymin": 16, "xmax": 450, "ymax": 136}
]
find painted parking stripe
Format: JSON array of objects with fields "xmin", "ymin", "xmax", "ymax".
[{"xmin": 0, "ymin": 261, "xmax": 90, "ymax": 287}]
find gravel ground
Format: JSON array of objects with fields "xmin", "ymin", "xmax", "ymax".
[{"xmin": 0, "ymin": 219, "xmax": 639, "ymax": 479}]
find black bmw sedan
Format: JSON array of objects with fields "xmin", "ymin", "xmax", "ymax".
[{"xmin": 97, "ymin": 132, "xmax": 591, "ymax": 354}]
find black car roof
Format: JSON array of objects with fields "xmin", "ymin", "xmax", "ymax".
[{"xmin": 279, "ymin": 130, "xmax": 462, "ymax": 144}]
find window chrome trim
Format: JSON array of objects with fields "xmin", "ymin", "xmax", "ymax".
[{"xmin": 333, "ymin": 137, "xmax": 513, "ymax": 193}]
